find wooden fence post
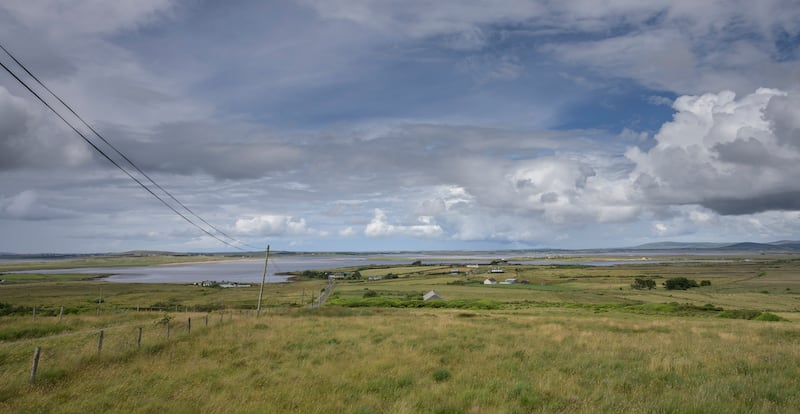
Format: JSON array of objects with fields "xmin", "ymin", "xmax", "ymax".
[
  {"xmin": 137, "ymin": 327, "xmax": 143, "ymax": 350},
  {"xmin": 58, "ymin": 306, "xmax": 64, "ymax": 322},
  {"xmin": 30, "ymin": 347, "xmax": 41, "ymax": 384},
  {"xmin": 166, "ymin": 323, "xmax": 170, "ymax": 339},
  {"xmin": 97, "ymin": 330, "xmax": 104, "ymax": 354},
  {"xmin": 204, "ymin": 314, "xmax": 208, "ymax": 328},
  {"xmin": 187, "ymin": 318, "xmax": 191, "ymax": 335},
  {"xmin": 33, "ymin": 305, "xmax": 36, "ymax": 320}
]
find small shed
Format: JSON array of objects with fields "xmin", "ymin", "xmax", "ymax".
[
  {"xmin": 423, "ymin": 290, "xmax": 444, "ymax": 301},
  {"xmin": 484, "ymin": 278, "xmax": 498, "ymax": 285}
]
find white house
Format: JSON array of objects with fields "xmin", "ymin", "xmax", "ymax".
[
  {"xmin": 484, "ymin": 278, "xmax": 498, "ymax": 285},
  {"xmin": 423, "ymin": 290, "xmax": 444, "ymax": 301},
  {"xmin": 500, "ymin": 278, "xmax": 518, "ymax": 284},
  {"xmin": 490, "ymin": 267, "xmax": 505, "ymax": 273}
]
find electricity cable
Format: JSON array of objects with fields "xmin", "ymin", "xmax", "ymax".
[
  {"xmin": 0, "ymin": 43, "xmax": 258, "ymax": 251},
  {"xmin": 0, "ymin": 58, "xmax": 249, "ymax": 251}
]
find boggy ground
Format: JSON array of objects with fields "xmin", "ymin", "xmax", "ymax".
[
  {"xmin": 1, "ymin": 254, "xmax": 799, "ymax": 413},
  {"xmin": 1, "ymin": 307, "xmax": 799, "ymax": 413}
]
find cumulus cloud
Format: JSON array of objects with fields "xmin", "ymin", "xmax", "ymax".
[
  {"xmin": 626, "ymin": 88, "xmax": 800, "ymax": 215},
  {"xmin": 364, "ymin": 209, "xmax": 443, "ymax": 238},
  {"xmin": 233, "ymin": 215, "xmax": 317, "ymax": 237}
]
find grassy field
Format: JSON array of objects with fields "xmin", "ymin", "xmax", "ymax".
[
  {"xmin": 1, "ymin": 254, "xmax": 799, "ymax": 412},
  {"xmin": 0, "ymin": 254, "xmax": 240, "ymax": 273}
]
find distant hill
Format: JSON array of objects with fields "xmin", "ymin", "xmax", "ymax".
[
  {"xmin": 3, "ymin": 242, "xmax": 800, "ymax": 258},
  {"xmin": 631, "ymin": 241, "xmax": 800, "ymax": 252},
  {"xmin": 630, "ymin": 242, "xmax": 731, "ymax": 250},
  {"xmin": 768, "ymin": 240, "xmax": 800, "ymax": 246}
]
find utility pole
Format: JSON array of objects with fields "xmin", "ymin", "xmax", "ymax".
[{"xmin": 256, "ymin": 244, "xmax": 270, "ymax": 316}]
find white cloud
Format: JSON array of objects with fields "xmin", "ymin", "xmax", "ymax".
[
  {"xmin": 364, "ymin": 209, "xmax": 443, "ymax": 238},
  {"xmin": 619, "ymin": 128, "xmax": 648, "ymax": 142},
  {"xmin": 338, "ymin": 226, "xmax": 356, "ymax": 237},
  {"xmin": 647, "ymin": 95, "xmax": 673, "ymax": 107},
  {"xmin": 626, "ymin": 88, "xmax": 800, "ymax": 214},
  {"xmin": 233, "ymin": 215, "xmax": 317, "ymax": 237}
]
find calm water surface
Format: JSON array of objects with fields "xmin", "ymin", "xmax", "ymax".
[{"xmin": 8, "ymin": 253, "xmax": 724, "ymax": 284}]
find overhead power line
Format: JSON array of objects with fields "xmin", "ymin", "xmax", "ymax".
[
  {"xmin": 0, "ymin": 43, "xmax": 259, "ymax": 251},
  {"xmin": 0, "ymin": 43, "xmax": 253, "ymax": 249}
]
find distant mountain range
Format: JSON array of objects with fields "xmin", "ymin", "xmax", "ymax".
[
  {"xmin": 630, "ymin": 240, "xmax": 800, "ymax": 251},
  {"xmin": 3, "ymin": 241, "xmax": 800, "ymax": 258}
]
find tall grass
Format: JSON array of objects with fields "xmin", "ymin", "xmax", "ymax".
[
  {"xmin": 2, "ymin": 255, "xmax": 799, "ymax": 412},
  {"xmin": 2, "ymin": 308, "xmax": 798, "ymax": 413}
]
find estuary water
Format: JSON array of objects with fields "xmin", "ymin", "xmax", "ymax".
[
  {"xmin": 7, "ymin": 253, "xmax": 708, "ymax": 284},
  {"xmin": 13, "ymin": 256, "xmax": 382, "ymax": 284}
]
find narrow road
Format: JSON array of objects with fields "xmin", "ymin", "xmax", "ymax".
[{"xmin": 311, "ymin": 278, "xmax": 335, "ymax": 308}]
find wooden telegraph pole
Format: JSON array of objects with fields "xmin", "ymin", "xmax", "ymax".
[{"xmin": 256, "ymin": 244, "xmax": 270, "ymax": 316}]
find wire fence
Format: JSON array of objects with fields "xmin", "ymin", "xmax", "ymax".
[{"xmin": 0, "ymin": 309, "xmax": 250, "ymax": 388}]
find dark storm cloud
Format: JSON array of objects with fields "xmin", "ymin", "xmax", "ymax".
[
  {"xmin": 702, "ymin": 192, "xmax": 800, "ymax": 215},
  {"xmin": 0, "ymin": 87, "xmax": 92, "ymax": 170}
]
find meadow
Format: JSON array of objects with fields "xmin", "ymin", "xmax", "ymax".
[{"xmin": 1, "ymin": 254, "xmax": 799, "ymax": 413}]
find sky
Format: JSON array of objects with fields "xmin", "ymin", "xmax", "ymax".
[{"xmin": 1, "ymin": 0, "xmax": 799, "ymax": 253}]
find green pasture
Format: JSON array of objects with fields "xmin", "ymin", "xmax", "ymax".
[
  {"xmin": 1, "ymin": 307, "xmax": 799, "ymax": 413},
  {"xmin": 0, "ymin": 254, "xmax": 234, "ymax": 273},
  {"xmin": 1, "ymin": 254, "xmax": 799, "ymax": 412}
]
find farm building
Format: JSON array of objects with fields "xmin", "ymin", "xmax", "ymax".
[
  {"xmin": 490, "ymin": 267, "xmax": 505, "ymax": 273},
  {"xmin": 423, "ymin": 290, "xmax": 444, "ymax": 301},
  {"xmin": 500, "ymin": 278, "xmax": 518, "ymax": 284},
  {"xmin": 484, "ymin": 278, "xmax": 498, "ymax": 285}
]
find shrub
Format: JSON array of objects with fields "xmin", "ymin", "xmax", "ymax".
[
  {"xmin": 700, "ymin": 280, "xmax": 711, "ymax": 286},
  {"xmin": 432, "ymin": 368, "xmax": 451, "ymax": 382},
  {"xmin": 631, "ymin": 278, "xmax": 656, "ymax": 290},
  {"xmin": 0, "ymin": 302, "xmax": 33, "ymax": 316},
  {"xmin": 664, "ymin": 277, "xmax": 699, "ymax": 290},
  {"xmin": 755, "ymin": 312, "xmax": 785, "ymax": 321},
  {"xmin": 363, "ymin": 289, "xmax": 378, "ymax": 298}
]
